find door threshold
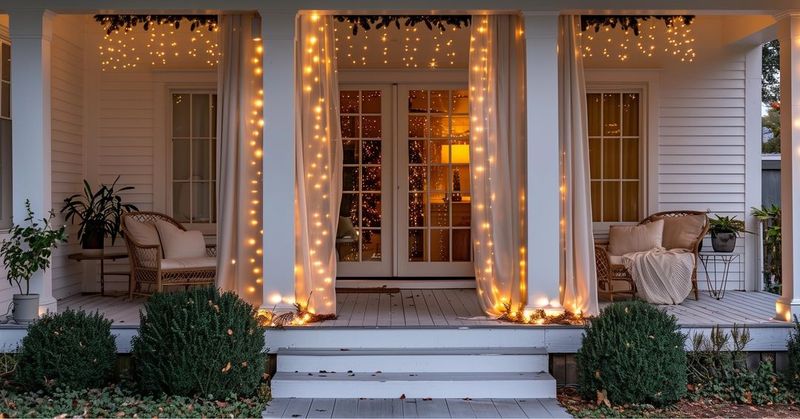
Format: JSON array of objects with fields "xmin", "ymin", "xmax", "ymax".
[{"xmin": 336, "ymin": 278, "xmax": 476, "ymax": 289}]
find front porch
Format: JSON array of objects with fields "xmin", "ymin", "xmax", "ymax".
[{"xmin": 44, "ymin": 288, "xmax": 792, "ymax": 353}]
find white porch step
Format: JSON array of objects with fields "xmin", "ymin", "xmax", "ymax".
[
  {"xmin": 270, "ymin": 371, "xmax": 556, "ymax": 399},
  {"xmin": 276, "ymin": 347, "xmax": 549, "ymax": 373}
]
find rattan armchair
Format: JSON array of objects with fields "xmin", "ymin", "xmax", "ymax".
[
  {"xmin": 596, "ymin": 210, "xmax": 709, "ymax": 302},
  {"xmin": 122, "ymin": 212, "xmax": 216, "ymax": 298}
]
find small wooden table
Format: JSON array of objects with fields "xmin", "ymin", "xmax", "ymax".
[{"xmin": 67, "ymin": 251, "xmax": 129, "ymax": 296}]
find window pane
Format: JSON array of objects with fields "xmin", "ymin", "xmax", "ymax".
[
  {"xmin": 602, "ymin": 138, "xmax": 620, "ymax": 179},
  {"xmin": 602, "ymin": 93, "xmax": 621, "ymax": 136},
  {"xmin": 622, "ymin": 138, "xmax": 639, "ymax": 179},
  {"xmin": 452, "ymin": 164, "xmax": 470, "ymax": 196},
  {"xmin": 192, "ymin": 139, "xmax": 211, "ymax": 180},
  {"xmin": 172, "ymin": 94, "xmax": 190, "ymax": 137},
  {"xmin": 362, "ymin": 140, "xmax": 381, "ymax": 164},
  {"xmin": 622, "ymin": 93, "xmax": 640, "ymax": 136},
  {"xmin": 430, "ymin": 90, "xmax": 449, "ymax": 113},
  {"xmin": 602, "ymin": 181, "xmax": 620, "ymax": 222},
  {"xmin": 408, "ymin": 90, "xmax": 428, "ymax": 113},
  {"xmin": 409, "ymin": 229, "xmax": 426, "ymax": 261},
  {"xmin": 587, "ymin": 93, "xmax": 601, "ymax": 136},
  {"xmin": 1, "ymin": 43, "xmax": 9, "ymax": 82},
  {"xmin": 408, "ymin": 116, "xmax": 427, "ymax": 138},
  {"xmin": 362, "ymin": 167, "xmax": 381, "ymax": 191},
  {"xmin": 361, "ymin": 90, "xmax": 381, "ymax": 113},
  {"xmin": 452, "ymin": 202, "xmax": 471, "ymax": 227},
  {"xmin": 430, "ymin": 116, "xmax": 448, "ymax": 138},
  {"xmin": 361, "ymin": 116, "xmax": 381, "ymax": 138},
  {"xmin": 430, "ymin": 166, "xmax": 448, "ymax": 192},
  {"xmin": 451, "ymin": 90, "xmax": 469, "ymax": 114},
  {"xmin": 409, "ymin": 166, "xmax": 426, "ymax": 191},
  {"xmin": 341, "ymin": 116, "xmax": 359, "ymax": 138},
  {"xmin": 409, "ymin": 140, "xmax": 426, "ymax": 164},
  {"xmin": 362, "ymin": 193, "xmax": 381, "ymax": 227},
  {"xmin": 588, "ymin": 138, "xmax": 601, "ymax": 179},
  {"xmin": 430, "ymin": 229, "xmax": 450, "ymax": 261},
  {"xmin": 409, "ymin": 193, "xmax": 426, "ymax": 227},
  {"xmin": 340, "ymin": 90, "xmax": 359, "ymax": 113},
  {"xmin": 342, "ymin": 167, "xmax": 359, "ymax": 191},
  {"xmin": 343, "ymin": 140, "xmax": 359, "ymax": 164},
  {"xmin": 452, "ymin": 230, "xmax": 471, "ymax": 261},
  {"xmin": 622, "ymin": 182, "xmax": 639, "ymax": 222},
  {"xmin": 338, "ymin": 240, "xmax": 359, "ymax": 262},
  {"xmin": 591, "ymin": 181, "xmax": 602, "ymax": 222},
  {"xmin": 431, "ymin": 194, "xmax": 449, "ymax": 227},
  {"xmin": 430, "ymin": 139, "xmax": 448, "ymax": 163},
  {"xmin": 192, "ymin": 182, "xmax": 211, "ymax": 222},
  {"xmin": 172, "ymin": 139, "xmax": 190, "ymax": 180},
  {"xmin": 192, "ymin": 94, "xmax": 210, "ymax": 137},
  {"xmin": 361, "ymin": 230, "xmax": 381, "ymax": 261},
  {"xmin": 451, "ymin": 116, "xmax": 470, "ymax": 139},
  {"xmin": 340, "ymin": 193, "xmax": 359, "ymax": 225},
  {"xmin": 173, "ymin": 182, "xmax": 191, "ymax": 222},
  {"xmin": 1, "ymin": 83, "xmax": 9, "ymax": 119}
]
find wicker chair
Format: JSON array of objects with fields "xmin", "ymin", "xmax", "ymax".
[
  {"xmin": 122, "ymin": 212, "xmax": 216, "ymax": 298},
  {"xmin": 595, "ymin": 210, "xmax": 709, "ymax": 302}
]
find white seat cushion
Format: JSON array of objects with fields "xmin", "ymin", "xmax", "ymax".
[
  {"xmin": 160, "ymin": 257, "xmax": 217, "ymax": 270},
  {"xmin": 154, "ymin": 220, "xmax": 207, "ymax": 259},
  {"xmin": 608, "ymin": 219, "xmax": 664, "ymax": 256}
]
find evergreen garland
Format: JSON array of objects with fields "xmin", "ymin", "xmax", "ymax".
[
  {"xmin": 95, "ymin": 14, "xmax": 218, "ymax": 35},
  {"xmin": 334, "ymin": 15, "xmax": 471, "ymax": 35},
  {"xmin": 580, "ymin": 15, "xmax": 695, "ymax": 36}
]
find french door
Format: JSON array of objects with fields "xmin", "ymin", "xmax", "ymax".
[{"xmin": 336, "ymin": 84, "xmax": 473, "ymax": 278}]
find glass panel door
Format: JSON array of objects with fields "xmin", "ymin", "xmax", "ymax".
[
  {"xmin": 336, "ymin": 86, "xmax": 393, "ymax": 277},
  {"xmin": 397, "ymin": 86, "xmax": 473, "ymax": 277}
]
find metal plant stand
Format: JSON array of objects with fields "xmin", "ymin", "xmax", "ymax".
[{"xmin": 698, "ymin": 251, "xmax": 741, "ymax": 300}]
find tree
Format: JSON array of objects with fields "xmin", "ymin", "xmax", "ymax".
[
  {"xmin": 762, "ymin": 39, "xmax": 780, "ymax": 104},
  {"xmin": 762, "ymin": 102, "xmax": 780, "ymax": 154}
]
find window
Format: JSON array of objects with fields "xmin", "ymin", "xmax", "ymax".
[
  {"xmin": 170, "ymin": 92, "xmax": 217, "ymax": 225},
  {"xmin": 587, "ymin": 91, "xmax": 642, "ymax": 223},
  {"xmin": 0, "ymin": 41, "xmax": 12, "ymax": 229}
]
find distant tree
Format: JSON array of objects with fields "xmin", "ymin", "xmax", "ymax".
[
  {"xmin": 762, "ymin": 40, "xmax": 780, "ymax": 104},
  {"xmin": 762, "ymin": 102, "xmax": 780, "ymax": 154}
]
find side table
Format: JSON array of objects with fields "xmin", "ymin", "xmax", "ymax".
[
  {"xmin": 698, "ymin": 251, "xmax": 741, "ymax": 300},
  {"xmin": 67, "ymin": 251, "xmax": 129, "ymax": 296}
]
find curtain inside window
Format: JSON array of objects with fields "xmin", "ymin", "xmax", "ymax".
[
  {"xmin": 216, "ymin": 14, "xmax": 263, "ymax": 305},
  {"xmin": 559, "ymin": 15, "xmax": 599, "ymax": 316},
  {"xmin": 469, "ymin": 15, "xmax": 527, "ymax": 316},
  {"xmin": 294, "ymin": 15, "xmax": 341, "ymax": 315}
]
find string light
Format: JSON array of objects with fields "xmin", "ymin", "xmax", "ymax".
[
  {"xmin": 580, "ymin": 19, "xmax": 695, "ymax": 62},
  {"xmin": 244, "ymin": 32, "xmax": 264, "ymax": 297}
]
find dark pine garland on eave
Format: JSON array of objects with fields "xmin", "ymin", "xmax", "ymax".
[
  {"xmin": 334, "ymin": 15, "xmax": 471, "ymax": 35},
  {"xmin": 94, "ymin": 14, "xmax": 218, "ymax": 35},
  {"xmin": 580, "ymin": 15, "xmax": 695, "ymax": 36}
]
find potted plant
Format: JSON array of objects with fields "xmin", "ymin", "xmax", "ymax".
[
  {"xmin": 0, "ymin": 200, "xmax": 67, "ymax": 324},
  {"xmin": 708, "ymin": 214, "xmax": 749, "ymax": 252},
  {"xmin": 61, "ymin": 176, "xmax": 138, "ymax": 255}
]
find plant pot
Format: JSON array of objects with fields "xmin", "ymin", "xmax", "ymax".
[
  {"xmin": 711, "ymin": 232, "xmax": 737, "ymax": 252},
  {"xmin": 11, "ymin": 294, "xmax": 39, "ymax": 324},
  {"xmin": 81, "ymin": 222, "xmax": 105, "ymax": 256}
]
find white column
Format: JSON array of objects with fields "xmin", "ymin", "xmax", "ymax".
[
  {"xmin": 777, "ymin": 13, "xmax": 800, "ymax": 321},
  {"xmin": 523, "ymin": 13, "xmax": 562, "ymax": 313},
  {"xmin": 260, "ymin": 12, "xmax": 298, "ymax": 311},
  {"xmin": 9, "ymin": 9, "xmax": 56, "ymax": 312}
]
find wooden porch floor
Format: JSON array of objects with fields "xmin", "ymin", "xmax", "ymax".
[{"xmin": 57, "ymin": 288, "xmax": 786, "ymax": 328}]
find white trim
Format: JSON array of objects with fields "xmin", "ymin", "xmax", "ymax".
[
  {"xmin": 336, "ymin": 278, "xmax": 476, "ymax": 289},
  {"xmin": 338, "ymin": 69, "xmax": 468, "ymax": 85},
  {"xmin": 744, "ymin": 45, "xmax": 763, "ymax": 291}
]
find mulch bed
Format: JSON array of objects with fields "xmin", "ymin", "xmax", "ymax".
[{"xmin": 558, "ymin": 386, "xmax": 800, "ymax": 418}]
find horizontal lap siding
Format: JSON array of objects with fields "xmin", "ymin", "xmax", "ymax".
[
  {"xmin": 658, "ymin": 57, "xmax": 748, "ymax": 289},
  {"xmin": 50, "ymin": 20, "xmax": 85, "ymax": 299}
]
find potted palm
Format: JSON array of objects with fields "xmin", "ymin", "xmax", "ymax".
[
  {"xmin": 61, "ymin": 176, "xmax": 138, "ymax": 255},
  {"xmin": 0, "ymin": 200, "xmax": 67, "ymax": 324},
  {"xmin": 708, "ymin": 214, "xmax": 749, "ymax": 252}
]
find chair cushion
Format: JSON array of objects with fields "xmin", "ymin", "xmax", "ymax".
[
  {"xmin": 161, "ymin": 257, "xmax": 217, "ymax": 270},
  {"xmin": 608, "ymin": 219, "xmax": 664, "ymax": 256},
  {"xmin": 657, "ymin": 214, "xmax": 707, "ymax": 250},
  {"xmin": 154, "ymin": 220, "xmax": 207, "ymax": 259},
  {"xmin": 125, "ymin": 218, "xmax": 159, "ymax": 246}
]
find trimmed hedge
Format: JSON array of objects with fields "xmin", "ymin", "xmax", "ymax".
[
  {"xmin": 16, "ymin": 309, "xmax": 116, "ymax": 390},
  {"xmin": 131, "ymin": 287, "xmax": 266, "ymax": 398},
  {"xmin": 577, "ymin": 300, "xmax": 687, "ymax": 407}
]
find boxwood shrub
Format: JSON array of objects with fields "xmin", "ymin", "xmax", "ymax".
[
  {"xmin": 131, "ymin": 287, "xmax": 266, "ymax": 398},
  {"xmin": 576, "ymin": 300, "xmax": 687, "ymax": 407},
  {"xmin": 16, "ymin": 309, "xmax": 116, "ymax": 390}
]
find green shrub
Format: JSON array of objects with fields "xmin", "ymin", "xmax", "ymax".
[
  {"xmin": 786, "ymin": 316, "xmax": 800, "ymax": 391},
  {"xmin": 576, "ymin": 300, "xmax": 687, "ymax": 407},
  {"xmin": 16, "ymin": 309, "xmax": 116, "ymax": 390},
  {"xmin": 688, "ymin": 325, "xmax": 788, "ymax": 404},
  {"xmin": 131, "ymin": 287, "xmax": 266, "ymax": 398}
]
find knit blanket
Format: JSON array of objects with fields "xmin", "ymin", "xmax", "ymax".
[{"xmin": 622, "ymin": 247, "xmax": 695, "ymax": 305}]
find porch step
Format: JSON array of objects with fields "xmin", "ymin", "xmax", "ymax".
[
  {"xmin": 276, "ymin": 347, "xmax": 549, "ymax": 373},
  {"xmin": 271, "ymin": 347, "xmax": 556, "ymax": 399},
  {"xmin": 269, "ymin": 371, "xmax": 556, "ymax": 399}
]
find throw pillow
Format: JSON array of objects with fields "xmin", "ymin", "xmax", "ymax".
[
  {"xmin": 658, "ymin": 214, "xmax": 707, "ymax": 250},
  {"xmin": 608, "ymin": 219, "xmax": 664, "ymax": 256},
  {"xmin": 154, "ymin": 220, "xmax": 207, "ymax": 259},
  {"xmin": 124, "ymin": 218, "xmax": 159, "ymax": 246}
]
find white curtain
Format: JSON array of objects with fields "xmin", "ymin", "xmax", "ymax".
[
  {"xmin": 294, "ymin": 15, "xmax": 341, "ymax": 315},
  {"xmin": 216, "ymin": 14, "xmax": 263, "ymax": 306},
  {"xmin": 469, "ymin": 15, "xmax": 527, "ymax": 316},
  {"xmin": 559, "ymin": 15, "xmax": 599, "ymax": 316}
]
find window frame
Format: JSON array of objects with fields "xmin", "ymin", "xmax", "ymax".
[
  {"xmin": 586, "ymin": 84, "xmax": 648, "ymax": 234},
  {"xmin": 166, "ymin": 88, "xmax": 217, "ymax": 235}
]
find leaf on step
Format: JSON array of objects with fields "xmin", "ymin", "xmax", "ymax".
[
  {"xmin": 597, "ymin": 389, "xmax": 611, "ymax": 408},
  {"xmin": 400, "ymin": 394, "xmax": 406, "ymax": 400}
]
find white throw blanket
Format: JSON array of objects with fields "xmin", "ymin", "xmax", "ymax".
[{"xmin": 622, "ymin": 247, "xmax": 695, "ymax": 305}]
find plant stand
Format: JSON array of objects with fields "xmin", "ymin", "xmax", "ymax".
[
  {"xmin": 698, "ymin": 252, "xmax": 741, "ymax": 300},
  {"xmin": 68, "ymin": 251, "xmax": 129, "ymax": 296}
]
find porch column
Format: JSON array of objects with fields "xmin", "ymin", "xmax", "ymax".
[
  {"xmin": 8, "ymin": 9, "xmax": 56, "ymax": 312},
  {"xmin": 777, "ymin": 12, "xmax": 800, "ymax": 321},
  {"xmin": 260, "ymin": 12, "xmax": 297, "ymax": 311},
  {"xmin": 522, "ymin": 13, "xmax": 562, "ymax": 313}
]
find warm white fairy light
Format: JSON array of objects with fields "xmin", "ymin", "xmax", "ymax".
[
  {"xmin": 247, "ymin": 37, "xmax": 265, "ymax": 294},
  {"xmin": 580, "ymin": 20, "xmax": 695, "ymax": 62},
  {"xmin": 98, "ymin": 22, "xmax": 221, "ymax": 71}
]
